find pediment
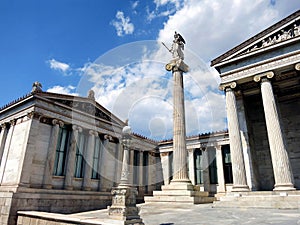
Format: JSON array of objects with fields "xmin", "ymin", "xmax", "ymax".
[
  {"xmin": 37, "ymin": 92, "xmax": 123, "ymax": 126},
  {"xmin": 211, "ymin": 10, "xmax": 300, "ymax": 67}
]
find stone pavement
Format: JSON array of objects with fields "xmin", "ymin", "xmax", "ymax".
[{"xmin": 39, "ymin": 202, "xmax": 300, "ymax": 225}]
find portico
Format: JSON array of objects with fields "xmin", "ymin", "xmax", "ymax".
[{"xmin": 211, "ymin": 9, "xmax": 300, "ymax": 207}]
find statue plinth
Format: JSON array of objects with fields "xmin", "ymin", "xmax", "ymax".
[{"xmin": 108, "ymin": 186, "xmax": 144, "ymax": 224}]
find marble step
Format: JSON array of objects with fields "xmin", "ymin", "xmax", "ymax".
[
  {"xmin": 152, "ymin": 190, "xmax": 209, "ymax": 197},
  {"xmin": 145, "ymin": 195, "xmax": 215, "ymax": 204}
]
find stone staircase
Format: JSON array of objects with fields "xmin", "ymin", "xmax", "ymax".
[
  {"xmin": 213, "ymin": 191, "xmax": 300, "ymax": 209},
  {"xmin": 144, "ymin": 182, "xmax": 215, "ymax": 204}
]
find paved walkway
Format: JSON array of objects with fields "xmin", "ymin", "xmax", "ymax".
[{"xmin": 68, "ymin": 203, "xmax": 300, "ymax": 225}]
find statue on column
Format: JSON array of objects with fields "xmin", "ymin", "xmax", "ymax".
[{"xmin": 162, "ymin": 31, "xmax": 189, "ymax": 72}]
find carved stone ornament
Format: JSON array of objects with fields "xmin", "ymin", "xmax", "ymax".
[
  {"xmin": 295, "ymin": 63, "xmax": 300, "ymax": 71},
  {"xmin": 253, "ymin": 71, "xmax": 274, "ymax": 82},
  {"xmin": 219, "ymin": 81, "xmax": 237, "ymax": 91}
]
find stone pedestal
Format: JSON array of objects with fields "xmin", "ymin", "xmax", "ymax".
[{"xmin": 108, "ymin": 186, "xmax": 144, "ymax": 224}]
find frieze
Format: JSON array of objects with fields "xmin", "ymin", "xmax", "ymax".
[{"xmin": 221, "ymin": 53, "xmax": 300, "ymax": 84}]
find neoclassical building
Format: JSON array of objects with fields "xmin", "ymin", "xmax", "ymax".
[
  {"xmin": 1, "ymin": 8, "xmax": 300, "ymax": 225},
  {"xmin": 0, "ymin": 84, "xmax": 158, "ymax": 225},
  {"xmin": 211, "ymin": 9, "xmax": 300, "ymax": 207}
]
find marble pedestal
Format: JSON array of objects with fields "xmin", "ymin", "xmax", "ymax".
[
  {"xmin": 144, "ymin": 182, "xmax": 215, "ymax": 204},
  {"xmin": 108, "ymin": 186, "xmax": 144, "ymax": 225}
]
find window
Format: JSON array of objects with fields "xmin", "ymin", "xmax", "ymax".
[
  {"xmin": 222, "ymin": 145, "xmax": 233, "ymax": 184},
  {"xmin": 74, "ymin": 132, "xmax": 86, "ymax": 178},
  {"xmin": 194, "ymin": 149, "xmax": 203, "ymax": 184},
  {"xmin": 91, "ymin": 136, "xmax": 101, "ymax": 179},
  {"xmin": 208, "ymin": 148, "xmax": 218, "ymax": 184},
  {"xmin": 53, "ymin": 126, "xmax": 70, "ymax": 176}
]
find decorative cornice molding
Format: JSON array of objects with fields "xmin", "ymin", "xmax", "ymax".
[
  {"xmin": 219, "ymin": 81, "xmax": 237, "ymax": 91},
  {"xmin": 254, "ymin": 71, "xmax": 274, "ymax": 82}
]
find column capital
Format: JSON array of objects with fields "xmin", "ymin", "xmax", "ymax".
[
  {"xmin": 52, "ymin": 119, "xmax": 64, "ymax": 127},
  {"xmin": 253, "ymin": 71, "xmax": 274, "ymax": 82},
  {"xmin": 72, "ymin": 125, "xmax": 82, "ymax": 132},
  {"xmin": 295, "ymin": 63, "xmax": 300, "ymax": 71},
  {"xmin": 10, "ymin": 119, "xmax": 17, "ymax": 126},
  {"xmin": 1, "ymin": 123, "xmax": 7, "ymax": 129},
  {"xmin": 187, "ymin": 148, "xmax": 194, "ymax": 153},
  {"xmin": 104, "ymin": 134, "xmax": 113, "ymax": 141},
  {"xmin": 219, "ymin": 81, "xmax": 237, "ymax": 91},
  {"xmin": 89, "ymin": 129, "xmax": 98, "ymax": 136}
]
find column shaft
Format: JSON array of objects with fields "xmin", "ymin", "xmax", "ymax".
[
  {"xmin": 64, "ymin": 125, "xmax": 81, "ymax": 190},
  {"xmin": 216, "ymin": 145, "xmax": 226, "ymax": 193},
  {"xmin": 260, "ymin": 78, "xmax": 295, "ymax": 191},
  {"xmin": 83, "ymin": 130, "xmax": 97, "ymax": 191},
  {"xmin": 0, "ymin": 124, "xmax": 8, "ymax": 164},
  {"xmin": 172, "ymin": 70, "xmax": 190, "ymax": 182},
  {"xmin": 43, "ymin": 119, "xmax": 63, "ymax": 189},
  {"xmin": 188, "ymin": 149, "xmax": 195, "ymax": 185},
  {"xmin": 100, "ymin": 136, "xmax": 110, "ymax": 191},
  {"xmin": 225, "ymin": 87, "xmax": 249, "ymax": 191}
]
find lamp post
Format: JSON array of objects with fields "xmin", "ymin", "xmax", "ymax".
[{"xmin": 108, "ymin": 123, "xmax": 144, "ymax": 225}]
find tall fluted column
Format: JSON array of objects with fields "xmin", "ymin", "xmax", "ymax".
[
  {"xmin": 64, "ymin": 125, "xmax": 82, "ymax": 190},
  {"xmin": 100, "ymin": 135, "xmax": 110, "ymax": 191},
  {"xmin": 172, "ymin": 69, "xmax": 190, "ymax": 183},
  {"xmin": 0, "ymin": 120, "xmax": 15, "ymax": 184},
  {"xmin": 221, "ymin": 82, "xmax": 249, "ymax": 191},
  {"xmin": 188, "ymin": 149, "xmax": 195, "ymax": 185},
  {"xmin": 43, "ymin": 119, "xmax": 64, "ymax": 189},
  {"xmin": 254, "ymin": 72, "xmax": 295, "ymax": 191},
  {"xmin": 215, "ymin": 145, "xmax": 226, "ymax": 193},
  {"xmin": 0, "ymin": 123, "xmax": 8, "ymax": 164},
  {"xmin": 83, "ymin": 130, "xmax": 98, "ymax": 191}
]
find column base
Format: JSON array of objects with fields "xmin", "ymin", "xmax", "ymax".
[
  {"xmin": 231, "ymin": 184, "xmax": 249, "ymax": 192},
  {"xmin": 273, "ymin": 183, "xmax": 296, "ymax": 191}
]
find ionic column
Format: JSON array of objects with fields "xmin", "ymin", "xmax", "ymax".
[
  {"xmin": 188, "ymin": 149, "xmax": 195, "ymax": 185},
  {"xmin": 100, "ymin": 135, "xmax": 110, "ymax": 191},
  {"xmin": 172, "ymin": 70, "xmax": 190, "ymax": 182},
  {"xmin": 113, "ymin": 142, "xmax": 121, "ymax": 185},
  {"xmin": 83, "ymin": 130, "xmax": 98, "ymax": 191},
  {"xmin": 0, "ymin": 123, "xmax": 9, "ymax": 164},
  {"xmin": 129, "ymin": 149, "xmax": 135, "ymax": 185},
  {"xmin": 254, "ymin": 72, "xmax": 295, "ymax": 191},
  {"xmin": 64, "ymin": 125, "xmax": 82, "ymax": 190},
  {"xmin": 215, "ymin": 145, "xmax": 226, "ymax": 193},
  {"xmin": 43, "ymin": 119, "xmax": 64, "ymax": 189},
  {"xmin": 160, "ymin": 152, "xmax": 170, "ymax": 185},
  {"xmin": 138, "ymin": 151, "xmax": 144, "ymax": 194},
  {"xmin": 220, "ymin": 82, "xmax": 249, "ymax": 191},
  {"xmin": 202, "ymin": 149, "xmax": 210, "ymax": 192},
  {"xmin": 0, "ymin": 120, "xmax": 16, "ymax": 184}
]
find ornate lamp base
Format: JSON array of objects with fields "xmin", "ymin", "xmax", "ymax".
[{"xmin": 108, "ymin": 186, "xmax": 144, "ymax": 225}]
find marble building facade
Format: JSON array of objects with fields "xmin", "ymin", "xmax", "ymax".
[
  {"xmin": 211, "ymin": 10, "xmax": 300, "ymax": 207},
  {"xmin": 0, "ymin": 87, "xmax": 158, "ymax": 225}
]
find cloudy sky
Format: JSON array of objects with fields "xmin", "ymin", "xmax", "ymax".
[{"xmin": 0, "ymin": 0, "xmax": 299, "ymax": 140}]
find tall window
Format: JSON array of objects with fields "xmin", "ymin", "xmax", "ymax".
[
  {"xmin": 133, "ymin": 150, "xmax": 139, "ymax": 186},
  {"xmin": 74, "ymin": 132, "xmax": 86, "ymax": 178},
  {"xmin": 91, "ymin": 136, "xmax": 101, "ymax": 179},
  {"xmin": 222, "ymin": 145, "xmax": 233, "ymax": 184},
  {"xmin": 53, "ymin": 126, "xmax": 70, "ymax": 176},
  {"xmin": 143, "ymin": 152, "xmax": 149, "ymax": 193},
  {"xmin": 208, "ymin": 148, "xmax": 218, "ymax": 184},
  {"xmin": 194, "ymin": 148, "xmax": 203, "ymax": 184}
]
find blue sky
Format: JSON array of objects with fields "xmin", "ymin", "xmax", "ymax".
[{"xmin": 1, "ymin": 0, "xmax": 299, "ymax": 140}]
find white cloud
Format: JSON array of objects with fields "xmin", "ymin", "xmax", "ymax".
[
  {"xmin": 48, "ymin": 59, "xmax": 70, "ymax": 74},
  {"xmin": 132, "ymin": 1, "xmax": 139, "ymax": 9},
  {"xmin": 47, "ymin": 85, "xmax": 78, "ymax": 96},
  {"xmin": 111, "ymin": 11, "xmax": 135, "ymax": 36},
  {"xmin": 74, "ymin": 1, "xmax": 300, "ymax": 139}
]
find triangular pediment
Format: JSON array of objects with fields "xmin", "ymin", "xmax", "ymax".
[
  {"xmin": 211, "ymin": 10, "xmax": 300, "ymax": 67},
  {"xmin": 36, "ymin": 92, "xmax": 124, "ymax": 126}
]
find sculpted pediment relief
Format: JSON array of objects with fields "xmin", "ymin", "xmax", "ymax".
[
  {"xmin": 55, "ymin": 99, "xmax": 112, "ymax": 122},
  {"xmin": 237, "ymin": 20, "xmax": 300, "ymax": 57},
  {"xmin": 211, "ymin": 10, "xmax": 300, "ymax": 67}
]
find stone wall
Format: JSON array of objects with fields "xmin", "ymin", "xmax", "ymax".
[
  {"xmin": 1, "ymin": 189, "xmax": 111, "ymax": 225},
  {"xmin": 244, "ymin": 95, "xmax": 274, "ymax": 190},
  {"xmin": 278, "ymin": 97, "xmax": 300, "ymax": 189}
]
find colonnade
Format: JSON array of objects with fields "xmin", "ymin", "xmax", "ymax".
[{"xmin": 221, "ymin": 70, "xmax": 296, "ymax": 191}]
